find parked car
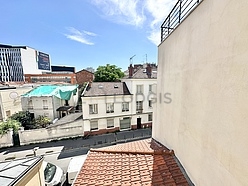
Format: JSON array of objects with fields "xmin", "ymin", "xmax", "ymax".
[
  {"xmin": 43, "ymin": 161, "xmax": 65, "ymax": 186},
  {"xmin": 66, "ymin": 156, "xmax": 87, "ymax": 185}
]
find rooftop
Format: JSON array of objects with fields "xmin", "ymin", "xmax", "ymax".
[
  {"xmin": 22, "ymin": 84, "xmax": 78, "ymax": 100},
  {"xmin": 0, "ymin": 156, "xmax": 43, "ymax": 186},
  {"xmin": 83, "ymin": 82, "xmax": 131, "ymax": 97},
  {"xmin": 73, "ymin": 138, "xmax": 193, "ymax": 186},
  {"xmin": 123, "ymin": 63, "xmax": 157, "ymax": 79}
]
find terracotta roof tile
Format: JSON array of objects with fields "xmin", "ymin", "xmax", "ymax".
[{"xmin": 74, "ymin": 138, "xmax": 192, "ymax": 186}]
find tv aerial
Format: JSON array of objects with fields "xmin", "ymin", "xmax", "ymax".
[{"xmin": 129, "ymin": 55, "xmax": 136, "ymax": 65}]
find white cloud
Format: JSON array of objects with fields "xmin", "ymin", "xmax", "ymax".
[
  {"xmin": 83, "ymin": 30, "xmax": 97, "ymax": 36},
  {"xmin": 91, "ymin": 0, "xmax": 177, "ymax": 45},
  {"xmin": 64, "ymin": 27, "xmax": 97, "ymax": 45},
  {"xmin": 91, "ymin": 0, "xmax": 146, "ymax": 27},
  {"xmin": 145, "ymin": 0, "xmax": 177, "ymax": 45}
]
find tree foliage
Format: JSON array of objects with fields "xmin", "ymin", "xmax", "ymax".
[
  {"xmin": 10, "ymin": 111, "xmax": 33, "ymax": 130},
  {"xmin": 0, "ymin": 119, "xmax": 21, "ymax": 135},
  {"xmin": 35, "ymin": 115, "xmax": 51, "ymax": 128},
  {"xmin": 94, "ymin": 64, "xmax": 124, "ymax": 82}
]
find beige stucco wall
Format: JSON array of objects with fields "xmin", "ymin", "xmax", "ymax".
[
  {"xmin": 19, "ymin": 119, "xmax": 83, "ymax": 145},
  {"xmin": 0, "ymin": 129, "xmax": 13, "ymax": 148},
  {"xmin": 154, "ymin": 0, "xmax": 248, "ymax": 185},
  {"xmin": 0, "ymin": 87, "xmax": 32, "ymax": 120},
  {"xmin": 16, "ymin": 159, "xmax": 45, "ymax": 186},
  {"xmin": 22, "ymin": 91, "xmax": 78, "ymax": 120}
]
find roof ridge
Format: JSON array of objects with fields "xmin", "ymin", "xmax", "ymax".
[{"xmin": 90, "ymin": 148, "xmax": 174, "ymax": 155}]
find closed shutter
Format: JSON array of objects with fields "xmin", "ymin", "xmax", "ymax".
[
  {"xmin": 90, "ymin": 120, "xmax": 98, "ymax": 130},
  {"xmin": 120, "ymin": 117, "xmax": 131, "ymax": 130},
  {"xmin": 107, "ymin": 119, "xmax": 114, "ymax": 128}
]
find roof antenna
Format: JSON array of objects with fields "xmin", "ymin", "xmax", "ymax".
[{"xmin": 130, "ymin": 55, "xmax": 136, "ymax": 65}]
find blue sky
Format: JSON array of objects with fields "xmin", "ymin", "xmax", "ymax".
[{"xmin": 1, "ymin": 0, "xmax": 176, "ymax": 72}]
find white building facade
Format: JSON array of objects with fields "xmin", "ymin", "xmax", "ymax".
[
  {"xmin": 81, "ymin": 64, "xmax": 157, "ymax": 135},
  {"xmin": 21, "ymin": 85, "xmax": 78, "ymax": 120},
  {"xmin": 122, "ymin": 63, "xmax": 157, "ymax": 130},
  {"xmin": 82, "ymin": 82, "xmax": 133, "ymax": 135}
]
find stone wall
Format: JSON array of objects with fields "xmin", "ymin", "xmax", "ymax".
[
  {"xmin": 19, "ymin": 119, "xmax": 84, "ymax": 145},
  {"xmin": 0, "ymin": 129, "xmax": 13, "ymax": 148}
]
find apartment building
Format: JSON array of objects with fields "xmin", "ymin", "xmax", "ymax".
[
  {"xmin": 82, "ymin": 82, "xmax": 132, "ymax": 135},
  {"xmin": 122, "ymin": 63, "xmax": 157, "ymax": 129},
  {"xmin": 81, "ymin": 63, "xmax": 157, "ymax": 135}
]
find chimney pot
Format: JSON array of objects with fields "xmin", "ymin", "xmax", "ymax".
[
  {"xmin": 128, "ymin": 64, "xmax": 134, "ymax": 78},
  {"xmin": 146, "ymin": 64, "xmax": 152, "ymax": 78}
]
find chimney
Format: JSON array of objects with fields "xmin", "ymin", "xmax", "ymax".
[
  {"xmin": 88, "ymin": 81, "xmax": 92, "ymax": 88},
  {"xmin": 146, "ymin": 64, "xmax": 152, "ymax": 78},
  {"xmin": 128, "ymin": 64, "xmax": 134, "ymax": 78}
]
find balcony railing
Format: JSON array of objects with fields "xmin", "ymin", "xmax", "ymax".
[{"xmin": 161, "ymin": 0, "xmax": 203, "ymax": 42}]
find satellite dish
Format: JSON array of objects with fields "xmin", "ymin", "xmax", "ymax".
[{"xmin": 9, "ymin": 92, "xmax": 18, "ymax": 99}]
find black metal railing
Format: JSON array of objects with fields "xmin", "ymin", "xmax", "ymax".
[{"xmin": 161, "ymin": 0, "xmax": 203, "ymax": 42}]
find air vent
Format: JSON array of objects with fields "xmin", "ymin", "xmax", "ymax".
[
  {"xmin": 98, "ymin": 85, "xmax": 103, "ymax": 89},
  {"xmin": 114, "ymin": 85, "xmax": 118, "ymax": 88}
]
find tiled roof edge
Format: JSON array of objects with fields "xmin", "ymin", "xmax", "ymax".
[
  {"xmin": 173, "ymin": 156, "xmax": 195, "ymax": 186},
  {"xmin": 90, "ymin": 148, "xmax": 175, "ymax": 155}
]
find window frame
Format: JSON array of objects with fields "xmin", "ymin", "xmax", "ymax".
[
  {"xmin": 148, "ymin": 113, "xmax": 153, "ymax": 121},
  {"xmin": 43, "ymin": 100, "xmax": 48, "ymax": 110},
  {"xmin": 89, "ymin": 104, "xmax": 98, "ymax": 114},
  {"xmin": 148, "ymin": 100, "xmax": 152, "ymax": 108},
  {"xmin": 28, "ymin": 100, "xmax": 33, "ymax": 109},
  {"xmin": 107, "ymin": 118, "xmax": 114, "ymax": 128},
  {"xmin": 149, "ymin": 84, "xmax": 152, "ymax": 92},
  {"xmin": 106, "ymin": 103, "xmax": 114, "ymax": 113},
  {"xmin": 136, "ymin": 101, "xmax": 143, "ymax": 113},
  {"xmin": 122, "ymin": 102, "xmax": 129, "ymax": 112},
  {"xmin": 90, "ymin": 120, "xmax": 98, "ymax": 130},
  {"xmin": 136, "ymin": 85, "xmax": 143, "ymax": 94}
]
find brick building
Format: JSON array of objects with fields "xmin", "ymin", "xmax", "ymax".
[{"xmin": 76, "ymin": 69, "xmax": 94, "ymax": 86}]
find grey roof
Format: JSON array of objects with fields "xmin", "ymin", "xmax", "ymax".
[
  {"xmin": 48, "ymin": 112, "xmax": 82, "ymax": 127},
  {"xmin": 123, "ymin": 66, "xmax": 158, "ymax": 79},
  {"xmin": 0, "ymin": 156, "xmax": 43, "ymax": 186},
  {"xmin": 83, "ymin": 82, "xmax": 131, "ymax": 97}
]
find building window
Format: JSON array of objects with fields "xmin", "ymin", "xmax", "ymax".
[
  {"xmin": 120, "ymin": 117, "xmax": 131, "ymax": 130},
  {"xmin": 43, "ymin": 100, "xmax": 48, "ymax": 110},
  {"xmin": 106, "ymin": 103, "xmax": 114, "ymax": 113},
  {"xmin": 148, "ymin": 113, "xmax": 153, "ymax": 121},
  {"xmin": 44, "ymin": 113, "xmax": 49, "ymax": 117},
  {"xmin": 122, "ymin": 102, "xmax": 129, "ymax": 112},
  {"xmin": 148, "ymin": 100, "xmax": 152, "ymax": 108},
  {"xmin": 28, "ymin": 100, "xmax": 33, "ymax": 109},
  {"xmin": 90, "ymin": 120, "xmax": 98, "ymax": 130},
  {"xmin": 89, "ymin": 104, "xmax": 98, "ymax": 114},
  {"xmin": 6, "ymin": 110, "xmax": 11, "ymax": 118},
  {"xmin": 149, "ymin": 84, "xmax": 152, "ymax": 92},
  {"xmin": 136, "ymin": 85, "xmax": 143, "ymax": 94},
  {"xmin": 107, "ymin": 118, "xmax": 114, "ymax": 128},
  {"xmin": 136, "ymin": 101, "xmax": 143, "ymax": 113}
]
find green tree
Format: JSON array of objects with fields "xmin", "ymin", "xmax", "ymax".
[
  {"xmin": 94, "ymin": 64, "xmax": 124, "ymax": 82},
  {"xmin": 10, "ymin": 111, "xmax": 34, "ymax": 130},
  {"xmin": 0, "ymin": 119, "xmax": 21, "ymax": 135},
  {"xmin": 35, "ymin": 115, "xmax": 51, "ymax": 128}
]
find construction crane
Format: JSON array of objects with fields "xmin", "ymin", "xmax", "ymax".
[{"xmin": 129, "ymin": 55, "xmax": 136, "ymax": 65}]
